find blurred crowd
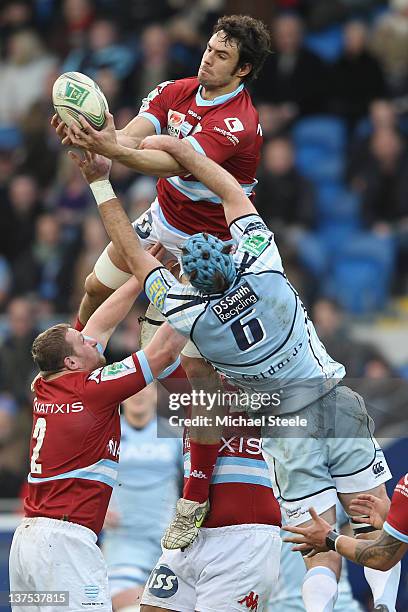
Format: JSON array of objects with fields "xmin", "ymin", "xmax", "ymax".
[{"xmin": 0, "ymin": 0, "xmax": 407, "ymax": 495}]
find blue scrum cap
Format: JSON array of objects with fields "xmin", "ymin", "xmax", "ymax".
[{"xmin": 181, "ymin": 232, "xmax": 236, "ymax": 294}]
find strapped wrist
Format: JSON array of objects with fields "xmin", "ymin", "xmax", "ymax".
[{"xmin": 90, "ymin": 179, "xmax": 116, "ymax": 206}]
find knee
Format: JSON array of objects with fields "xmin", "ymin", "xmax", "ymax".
[{"xmin": 84, "ymin": 272, "xmax": 112, "ymax": 300}]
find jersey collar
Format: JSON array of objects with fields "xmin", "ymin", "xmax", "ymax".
[{"xmin": 196, "ymin": 83, "xmax": 244, "ymax": 107}]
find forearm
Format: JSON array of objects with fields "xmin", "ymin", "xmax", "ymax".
[
  {"xmin": 116, "ymin": 131, "xmax": 143, "ymax": 149},
  {"xmin": 110, "ymin": 143, "xmax": 184, "ymax": 177},
  {"xmin": 162, "ymin": 140, "xmax": 255, "ymax": 220},
  {"xmin": 98, "ymin": 198, "xmax": 160, "ymax": 282},
  {"xmin": 83, "ymin": 276, "xmax": 141, "ymax": 347},
  {"xmin": 336, "ymin": 531, "xmax": 403, "ymax": 570}
]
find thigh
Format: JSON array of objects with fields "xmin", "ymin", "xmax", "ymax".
[
  {"xmin": 141, "ymin": 547, "xmax": 196, "ymax": 612},
  {"xmin": 329, "ymin": 388, "xmax": 392, "ymax": 493},
  {"xmin": 196, "ymin": 526, "xmax": 281, "ymax": 612}
]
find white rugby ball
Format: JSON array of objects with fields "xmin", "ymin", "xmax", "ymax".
[{"xmin": 52, "ymin": 72, "xmax": 108, "ymax": 131}]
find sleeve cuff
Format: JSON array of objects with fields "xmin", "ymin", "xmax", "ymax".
[
  {"xmin": 138, "ymin": 112, "xmax": 162, "ymax": 135},
  {"xmin": 135, "ymin": 350, "xmax": 154, "ymax": 385},
  {"xmin": 383, "ymin": 520, "xmax": 408, "ymax": 544}
]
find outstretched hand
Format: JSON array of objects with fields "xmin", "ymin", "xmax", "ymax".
[
  {"xmin": 348, "ymin": 494, "xmax": 390, "ymax": 531},
  {"xmin": 68, "ymin": 150, "xmax": 112, "ymax": 184},
  {"xmin": 283, "ymin": 507, "xmax": 333, "ymax": 556},
  {"xmin": 66, "ymin": 112, "xmax": 118, "ymax": 158}
]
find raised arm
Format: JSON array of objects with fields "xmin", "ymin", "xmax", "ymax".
[
  {"xmin": 66, "ymin": 113, "xmax": 185, "ymax": 178},
  {"xmin": 68, "ymin": 150, "xmax": 173, "ymax": 287},
  {"xmin": 141, "ymin": 135, "xmax": 257, "ymax": 226},
  {"xmin": 83, "ymin": 275, "xmax": 141, "ymax": 351}
]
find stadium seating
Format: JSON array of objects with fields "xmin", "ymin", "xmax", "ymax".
[{"xmin": 305, "ymin": 25, "xmax": 344, "ymax": 62}]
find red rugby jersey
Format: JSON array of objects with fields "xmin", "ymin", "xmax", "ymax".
[
  {"xmin": 183, "ymin": 416, "xmax": 281, "ymax": 528},
  {"xmin": 25, "ymin": 352, "xmax": 152, "ymax": 535},
  {"xmin": 138, "ymin": 77, "xmax": 262, "ymax": 240},
  {"xmin": 383, "ymin": 473, "xmax": 408, "ymax": 544}
]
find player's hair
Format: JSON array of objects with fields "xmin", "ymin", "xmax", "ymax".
[
  {"xmin": 31, "ymin": 323, "xmax": 72, "ymax": 373},
  {"xmin": 213, "ymin": 15, "xmax": 271, "ymax": 82},
  {"xmin": 181, "ymin": 232, "xmax": 236, "ymax": 294}
]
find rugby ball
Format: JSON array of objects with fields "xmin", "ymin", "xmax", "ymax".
[{"xmin": 52, "ymin": 72, "xmax": 108, "ymax": 131}]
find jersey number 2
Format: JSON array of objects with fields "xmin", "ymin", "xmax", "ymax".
[
  {"xmin": 231, "ymin": 310, "xmax": 265, "ymax": 351},
  {"xmin": 31, "ymin": 417, "xmax": 46, "ymax": 474}
]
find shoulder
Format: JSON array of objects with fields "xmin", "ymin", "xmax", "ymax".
[{"xmin": 170, "ymin": 76, "xmax": 199, "ymax": 96}]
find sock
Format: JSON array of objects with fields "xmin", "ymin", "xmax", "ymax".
[
  {"xmin": 364, "ymin": 563, "xmax": 401, "ymax": 611},
  {"xmin": 74, "ymin": 316, "xmax": 84, "ymax": 331},
  {"xmin": 302, "ymin": 566, "xmax": 338, "ymax": 612},
  {"xmin": 183, "ymin": 440, "xmax": 220, "ymax": 502}
]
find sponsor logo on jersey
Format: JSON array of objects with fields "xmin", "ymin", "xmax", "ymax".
[
  {"xmin": 64, "ymin": 82, "xmax": 90, "ymax": 107},
  {"xmin": 107, "ymin": 437, "xmax": 120, "ymax": 458},
  {"xmin": 187, "ymin": 109, "xmax": 202, "ymax": 121},
  {"xmin": 224, "ymin": 117, "xmax": 244, "ymax": 133},
  {"xmin": 84, "ymin": 585, "xmax": 99, "ymax": 600},
  {"xmin": 190, "ymin": 469, "xmax": 207, "ymax": 479},
  {"xmin": 243, "ymin": 220, "xmax": 268, "ymax": 234},
  {"xmin": 372, "ymin": 461, "xmax": 385, "ymax": 476},
  {"xmin": 33, "ymin": 398, "xmax": 84, "ymax": 414},
  {"xmin": 139, "ymin": 80, "xmax": 174, "ymax": 112},
  {"xmin": 101, "ymin": 357, "xmax": 136, "ymax": 381},
  {"xmin": 219, "ymin": 436, "xmax": 262, "ymax": 455},
  {"xmin": 286, "ymin": 506, "xmax": 308, "ymax": 520},
  {"xmin": 211, "ymin": 281, "xmax": 258, "ymax": 324},
  {"xmin": 167, "ymin": 110, "xmax": 186, "ymax": 137},
  {"xmin": 148, "ymin": 565, "xmax": 178, "ymax": 598},
  {"xmin": 147, "ymin": 277, "xmax": 168, "ymax": 310},
  {"xmin": 238, "ymin": 590, "xmax": 259, "ymax": 611},
  {"xmin": 213, "ymin": 125, "xmax": 239, "ymax": 145},
  {"xmin": 241, "ymin": 234, "xmax": 269, "ymax": 257}
]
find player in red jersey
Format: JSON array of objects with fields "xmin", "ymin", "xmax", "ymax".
[
  {"xmin": 8, "ymin": 273, "xmax": 186, "ymax": 612},
  {"xmin": 53, "ymin": 15, "xmax": 271, "ymax": 520},
  {"xmin": 53, "ymin": 16, "xmax": 270, "ymax": 326},
  {"xmin": 140, "ymin": 407, "xmax": 282, "ymax": 612},
  {"xmin": 283, "ymin": 473, "xmax": 408, "ymax": 571}
]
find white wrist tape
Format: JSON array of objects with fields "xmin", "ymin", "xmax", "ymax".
[
  {"xmin": 334, "ymin": 534, "xmax": 345, "ymax": 553},
  {"xmin": 90, "ymin": 179, "xmax": 116, "ymax": 206}
]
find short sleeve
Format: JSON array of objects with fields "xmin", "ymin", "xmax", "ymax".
[
  {"xmin": 144, "ymin": 267, "xmax": 206, "ymax": 336},
  {"xmin": 137, "ymin": 80, "xmax": 176, "ymax": 135},
  {"xmin": 383, "ymin": 474, "xmax": 408, "ymax": 544},
  {"xmin": 230, "ymin": 214, "xmax": 284, "ymax": 275},
  {"xmin": 83, "ymin": 351, "xmax": 153, "ymax": 411}
]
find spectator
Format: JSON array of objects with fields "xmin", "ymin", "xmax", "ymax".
[
  {"xmin": 0, "ymin": 174, "xmax": 44, "ymax": 263},
  {"xmin": 255, "ymin": 137, "xmax": 315, "ymax": 232},
  {"xmin": 0, "ymin": 256, "xmax": 11, "ymax": 311},
  {"xmin": 127, "ymin": 176, "xmax": 157, "ymax": 221},
  {"xmin": 62, "ymin": 18, "xmax": 135, "ymax": 82},
  {"xmin": 0, "ymin": 1, "xmax": 34, "ymax": 58},
  {"xmin": 48, "ymin": 0, "xmax": 95, "ymax": 57},
  {"xmin": 11, "ymin": 213, "xmax": 77, "ymax": 312},
  {"xmin": 348, "ymin": 127, "xmax": 408, "ymax": 229},
  {"xmin": 371, "ymin": 0, "xmax": 408, "ymax": 98},
  {"xmin": 0, "ymin": 298, "xmax": 38, "ymax": 402},
  {"xmin": 252, "ymin": 13, "xmax": 329, "ymax": 133},
  {"xmin": 312, "ymin": 298, "xmax": 378, "ymax": 377},
  {"xmin": 0, "ymin": 29, "xmax": 56, "ymax": 126},
  {"xmin": 355, "ymin": 355, "xmax": 408, "ymax": 435},
  {"xmin": 330, "ymin": 21, "xmax": 386, "ymax": 130}
]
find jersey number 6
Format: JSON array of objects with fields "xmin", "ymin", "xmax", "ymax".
[
  {"xmin": 30, "ymin": 417, "xmax": 47, "ymax": 474},
  {"xmin": 231, "ymin": 310, "xmax": 265, "ymax": 351}
]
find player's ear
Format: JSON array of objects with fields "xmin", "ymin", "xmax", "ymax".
[
  {"xmin": 64, "ymin": 355, "xmax": 79, "ymax": 370},
  {"xmin": 236, "ymin": 62, "xmax": 252, "ymax": 80}
]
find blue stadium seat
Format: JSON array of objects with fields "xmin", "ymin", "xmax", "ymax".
[
  {"xmin": 293, "ymin": 116, "xmax": 347, "ymax": 153},
  {"xmin": 326, "ymin": 233, "xmax": 395, "ymax": 314},
  {"xmin": 305, "ymin": 26, "xmax": 344, "ymax": 62},
  {"xmin": 296, "ymin": 146, "xmax": 344, "ymax": 182},
  {"xmin": 316, "ymin": 184, "xmax": 361, "ymax": 226}
]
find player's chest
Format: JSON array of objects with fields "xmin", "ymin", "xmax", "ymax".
[{"xmin": 166, "ymin": 103, "xmax": 205, "ymax": 139}]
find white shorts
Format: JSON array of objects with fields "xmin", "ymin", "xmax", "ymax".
[
  {"xmin": 263, "ymin": 388, "xmax": 392, "ymax": 526},
  {"xmin": 133, "ymin": 198, "xmax": 191, "ymax": 261},
  {"xmin": 141, "ymin": 524, "xmax": 281, "ymax": 612},
  {"xmin": 9, "ymin": 517, "xmax": 112, "ymax": 612}
]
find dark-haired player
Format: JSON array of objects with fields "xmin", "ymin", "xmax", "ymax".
[{"xmin": 60, "ymin": 14, "xmax": 272, "ymax": 527}]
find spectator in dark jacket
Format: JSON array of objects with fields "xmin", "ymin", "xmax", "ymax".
[{"xmin": 330, "ymin": 21, "xmax": 386, "ymax": 130}]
